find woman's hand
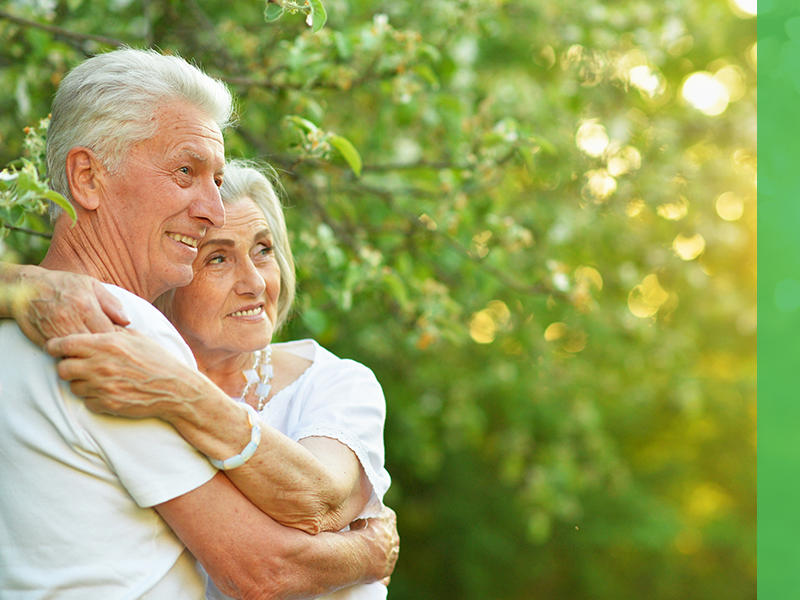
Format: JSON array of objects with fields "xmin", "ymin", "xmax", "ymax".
[{"xmin": 1, "ymin": 263, "xmax": 129, "ymax": 347}]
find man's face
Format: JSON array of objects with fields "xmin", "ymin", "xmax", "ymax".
[{"xmin": 100, "ymin": 100, "xmax": 226, "ymax": 301}]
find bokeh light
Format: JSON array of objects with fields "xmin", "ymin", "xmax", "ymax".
[
  {"xmin": 729, "ymin": 0, "xmax": 756, "ymax": 17},
  {"xmin": 682, "ymin": 72, "xmax": 730, "ymax": 116},
  {"xmin": 715, "ymin": 192, "xmax": 744, "ymax": 221},
  {"xmin": 584, "ymin": 169, "xmax": 617, "ymax": 201},
  {"xmin": 607, "ymin": 145, "xmax": 642, "ymax": 177},
  {"xmin": 714, "ymin": 65, "xmax": 747, "ymax": 102},
  {"xmin": 657, "ymin": 196, "xmax": 690, "ymax": 221},
  {"xmin": 673, "ymin": 233, "xmax": 706, "ymax": 260},
  {"xmin": 469, "ymin": 300, "xmax": 511, "ymax": 344},
  {"xmin": 576, "ymin": 120, "xmax": 609, "ymax": 157},
  {"xmin": 628, "ymin": 65, "xmax": 661, "ymax": 97},
  {"xmin": 544, "ymin": 322, "xmax": 567, "ymax": 341},
  {"xmin": 628, "ymin": 274, "xmax": 670, "ymax": 318}
]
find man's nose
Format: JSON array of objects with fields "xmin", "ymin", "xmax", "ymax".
[{"xmin": 191, "ymin": 180, "xmax": 225, "ymax": 228}]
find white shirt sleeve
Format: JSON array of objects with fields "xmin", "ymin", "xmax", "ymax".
[{"xmin": 64, "ymin": 285, "xmax": 217, "ymax": 507}]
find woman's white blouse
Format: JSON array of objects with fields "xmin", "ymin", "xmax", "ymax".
[
  {"xmin": 262, "ymin": 339, "xmax": 391, "ymax": 515},
  {"xmin": 205, "ymin": 339, "xmax": 391, "ymax": 600}
]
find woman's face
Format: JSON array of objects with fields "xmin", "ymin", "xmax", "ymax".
[{"xmin": 169, "ymin": 197, "xmax": 281, "ymax": 363}]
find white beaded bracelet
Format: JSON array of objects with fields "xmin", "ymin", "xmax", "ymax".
[{"xmin": 209, "ymin": 403, "xmax": 262, "ymax": 470}]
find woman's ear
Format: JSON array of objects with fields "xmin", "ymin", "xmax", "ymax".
[{"xmin": 65, "ymin": 147, "xmax": 103, "ymax": 211}]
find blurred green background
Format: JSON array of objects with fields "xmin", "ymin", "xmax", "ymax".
[{"xmin": 0, "ymin": 0, "xmax": 756, "ymax": 598}]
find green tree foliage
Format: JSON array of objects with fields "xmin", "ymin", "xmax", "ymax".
[{"xmin": 0, "ymin": 1, "xmax": 756, "ymax": 598}]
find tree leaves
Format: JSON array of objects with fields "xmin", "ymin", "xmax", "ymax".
[{"xmin": 263, "ymin": 0, "xmax": 327, "ymax": 33}]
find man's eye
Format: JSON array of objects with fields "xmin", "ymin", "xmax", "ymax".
[
  {"xmin": 179, "ymin": 167, "xmax": 190, "ymax": 175},
  {"xmin": 208, "ymin": 255, "xmax": 225, "ymax": 264}
]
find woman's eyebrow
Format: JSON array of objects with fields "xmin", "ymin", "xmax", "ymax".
[
  {"xmin": 198, "ymin": 238, "xmax": 235, "ymax": 250},
  {"xmin": 254, "ymin": 228, "xmax": 271, "ymax": 242}
]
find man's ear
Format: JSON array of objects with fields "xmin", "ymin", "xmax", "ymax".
[{"xmin": 65, "ymin": 147, "xmax": 104, "ymax": 211}]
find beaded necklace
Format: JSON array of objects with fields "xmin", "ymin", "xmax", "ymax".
[{"xmin": 234, "ymin": 346, "xmax": 274, "ymax": 411}]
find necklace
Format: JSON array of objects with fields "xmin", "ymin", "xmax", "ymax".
[{"xmin": 235, "ymin": 346, "xmax": 274, "ymax": 412}]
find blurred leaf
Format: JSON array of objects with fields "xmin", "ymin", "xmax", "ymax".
[
  {"xmin": 329, "ymin": 134, "xmax": 362, "ymax": 177},
  {"xmin": 264, "ymin": 2, "xmax": 285, "ymax": 22},
  {"xmin": 308, "ymin": 0, "xmax": 327, "ymax": 34}
]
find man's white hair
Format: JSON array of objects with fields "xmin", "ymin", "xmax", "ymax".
[{"xmin": 47, "ymin": 47, "xmax": 235, "ymax": 220}]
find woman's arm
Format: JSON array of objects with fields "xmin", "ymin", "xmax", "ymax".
[
  {"xmin": 46, "ymin": 329, "xmax": 375, "ymax": 534},
  {"xmin": 0, "ymin": 262, "xmax": 129, "ymax": 345}
]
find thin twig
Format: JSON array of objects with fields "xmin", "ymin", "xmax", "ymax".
[
  {"xmin": 0, "ymin": 9, "xmax": 125, "ymax": 47},
  {"xmin": 3, "ymin": 224, "xmax": 53, "ymax": 239}
]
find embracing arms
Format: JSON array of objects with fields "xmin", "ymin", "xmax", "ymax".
[
  {"xmin": 156, "ymin": 473, "xmax": 398, "ymax": 599},
  {"xmin": 3, "ymin": 262, "xmax": 376, "ymax": 534},
  {"xmin": 46, "ymin": 329, "xmax": 373, "ymax": 534}
]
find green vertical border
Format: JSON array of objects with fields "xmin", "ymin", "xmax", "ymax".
[{"xmin": 760, "ymin": 1, "xmax": 799, "ymax": 597}]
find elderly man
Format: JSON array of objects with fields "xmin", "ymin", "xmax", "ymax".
[{"xmin": 0, "ymin": 48, "xmax": 397, "ymax": 599}]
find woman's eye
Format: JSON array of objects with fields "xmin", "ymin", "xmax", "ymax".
[{"xmin": 257, "ymin": 244, "xmax": 274, "ymax": 257}]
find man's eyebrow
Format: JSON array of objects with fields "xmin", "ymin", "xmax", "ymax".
[
  {"xmin": 198, "ymin": 229, "xmax": 272, "ymax": 251},
  {"xmin": 180, "ymin": 149, "xmax": 208, "ymax": 163}
]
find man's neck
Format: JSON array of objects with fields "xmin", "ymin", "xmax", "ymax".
[{"xmin": 41, "ymin": 215, "xmax": 155, "ymax": 301}]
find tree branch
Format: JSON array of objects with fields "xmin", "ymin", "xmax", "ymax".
[{"xmin": 0, "ymin": 9, "xmax": 125, "ymax": 48}]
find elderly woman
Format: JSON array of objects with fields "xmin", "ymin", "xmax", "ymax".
[{"xmin": 22, "ymin": 159, "xmax": 391, "ymax": 600}]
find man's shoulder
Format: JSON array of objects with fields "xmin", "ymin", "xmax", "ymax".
[
  {"xmin": 101, "ymin": 283, "xmax": 165, "ymax": 323},
  {"xmin": 102, "ymin": 284, "xmax": 196, "ymax": 369}
]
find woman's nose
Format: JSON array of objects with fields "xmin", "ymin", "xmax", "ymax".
[{"xmin": 235, "ymin": 258, "xmax": 266, "ymax": 296}]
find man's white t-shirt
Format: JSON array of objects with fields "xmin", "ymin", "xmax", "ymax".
[
  {"xmin": 0, "ymin": 284, "xmax": 218, "ymax": 599},
  {"xmin": 206, "ymin": 339, "xmax": 391, "ymax": 600}
]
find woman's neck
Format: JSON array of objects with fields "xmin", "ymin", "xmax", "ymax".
[{"xmin": 194, "ymin": 350, "xmax": 258, "ymax": 398}]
